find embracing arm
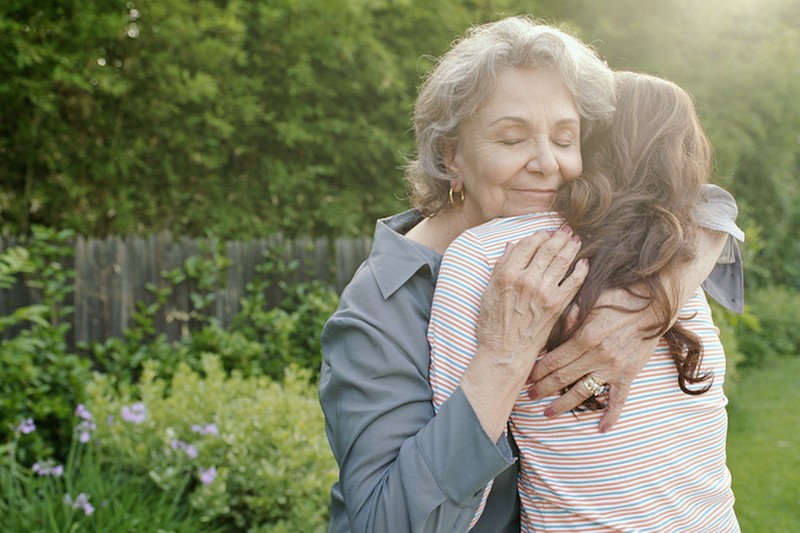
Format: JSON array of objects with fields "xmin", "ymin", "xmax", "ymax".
[
  {"xmin": 529, "ymin": 184, "xmax": 744, "ymax": 430},
  {"xmin": 319, "ymin": 275, "xmax": 514, "ymax": 532},
  {"xmin": 459, "ymin": 228, "xmax": 587, "ymax": 441}
]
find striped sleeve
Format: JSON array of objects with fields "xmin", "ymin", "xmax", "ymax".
[{"xmin": 429, "ymin": 227, "xmax": 492, "ymax": 411}]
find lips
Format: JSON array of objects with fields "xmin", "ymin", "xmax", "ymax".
[{"xmin": 513, "ymin": 189, "xmax": 556, "ymax": 198}]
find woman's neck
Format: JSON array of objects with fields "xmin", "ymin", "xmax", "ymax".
[{"xmin": 404, "ymin": 208, "xmax": 475, "ymax": 254}]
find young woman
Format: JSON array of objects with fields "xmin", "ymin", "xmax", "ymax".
[{"xmin": 429, "ymin": 71, "xmax": 741, "ymax": 531}]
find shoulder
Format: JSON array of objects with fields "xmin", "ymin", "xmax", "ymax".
[
  {"xmin": 322, "ymin": 213, "xmax": 438, "ymax": 370},
  {"xmin": 334, "ymin": 239, "xmax": 436, "ymax": 325},
  {"xmin": 446, "ymin": 212, "xmax": 564, "ymax": 264},
  {"xmin": 468, "ymin": 212, "xmax": 563, "ymax": 240},
  {"xmin": 695, "ymin": 184, "xmax": 745, "ymax": 242}
]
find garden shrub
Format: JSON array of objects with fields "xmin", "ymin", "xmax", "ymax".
[
  {"xmin": 85, "ymin": 355, "xmax": 337, "ymax": 531},
  {"xmin": 86, "ymin": 319, "xmax": 269, "ymax": 391},
  {"xmin": 231, "ymin": 279, "xmax": 338, "ymax": 380},
  {"xmin": 0, "ymin": 230, "xmax": 92, "ymax": 461},
  {"xmin": 708, "ymin": 299, "xmax": 750, "ymax": 391},
  {"xmin": 0, "ymin": 327, "xmax": 91, "ymax": 462},
  {"xmin": 3, "ymin": 228, "xmax": 340, "ymax": 528},
  {"xmin": 735, "ymin": 285, "xmax": 800, "ymax": 367},
  {"xmin": 86, "ymin": 242, "xmax": 339, "ymax": 387}
]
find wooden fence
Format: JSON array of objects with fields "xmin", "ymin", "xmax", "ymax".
[{"xmin": 0, "ymin": 233, "xmax": 373, "ymax": 345}]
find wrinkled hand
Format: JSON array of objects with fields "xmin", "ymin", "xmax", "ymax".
[
  {"xmin": 528, "ymin": 288, "xmax": 660, "ymax": 433},
  {"xmin": 475, "ymin": 226, "xmax": 588, "ymax": 374}
]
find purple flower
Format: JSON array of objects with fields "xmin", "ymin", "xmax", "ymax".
[
  {"xmin": 169, "ymin": 439, "xmax": 198, "ymax": 459},
  {"xmin": 32, "ymin": 461, "xmax": 64, "ymax": 477},
  {"xmin": 77, "ymin": 419, "xmax": 97, "ymax": 443},
  {"xmin": 64, "ymin": 492, "xmax": 94, "ymax": 516},
  {"xmin": 185, "ymin": 444, "xmax": 198, "ymax": 459},
  {"xmin": 16, "ymin": 418, "xmax": 35, "ymax": 434},
  {"xmin": 75, "ymin": 404, "xmax": 93, "ymax": 421},
  {"xmin": 198, "ymin": 466, "xmax": 217, "ymax": 485},
  {"xmin": 120, "ymin": 402, "xmax": 146, "ymax": 424},
  {"xmin": 191, "ymin": 423, "xmax": 219, "ymax": 436}
]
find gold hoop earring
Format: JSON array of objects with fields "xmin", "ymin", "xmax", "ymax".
[{"xmin": 449, "ymin": 186, "xmax": 465, "ymax": 207}]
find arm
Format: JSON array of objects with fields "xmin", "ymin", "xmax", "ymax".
[
  {"xmin": 459, "ymin": 225, "xmax": 587, "ymax": 441},
  {"xmin": 529, "ymin": 185, "xmax": 743, "ymax": 431},
  {"xmin": 529, "ymin": 227, "xmax": 726, "ymax": 430},
  {"xmin": 697, "ymin": 184, "xmax": 745, "ymax": 313},
  {"xmin": 429, "ymin": 222, "xmax": 586, "ymax": 528},
  {"xmin": 320, "ymin": 270, "xmax": 514, "ymax": 532}
]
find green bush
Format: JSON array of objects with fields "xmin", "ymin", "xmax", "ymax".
[
  {"xmin": 231, "ymin": 279, "xmax": 338, "ymax": 380},
  {"xmin": 0, "ymin": 327, "xmax": 91, "ymax": 462},
  {"xmin": 2, "ymin": 232, "xmax": 339, "ymax": 528},
  {"xmin": 735, "ymin": 285, "xmax": 800, "ymax": 367},
  {"xmin": 85, "ymin": 355, "xmax": 337, "ymax": 531},
  {"xmin": 0, "ymin": 229, "xmax": 92, "ymax": 461},
  {"xmin": 2, "ymin": 228, "xmax": 339, "ymax": 493},
  {"xmin": 86, "ymin": 243, "xmax": 339, "ymax": 387}
]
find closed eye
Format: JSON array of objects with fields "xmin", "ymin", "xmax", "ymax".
[
  {"xmin": 553, "ymin": 139, "xmax": 577, "ymax": 148},
  {"xmin": 498, "ymin": 139, "xmax": 525, "ymax": 146}
]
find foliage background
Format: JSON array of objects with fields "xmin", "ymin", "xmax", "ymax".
[{"xmin": 2, "ymin": 0, "xmax": 798, "ymax": 292}]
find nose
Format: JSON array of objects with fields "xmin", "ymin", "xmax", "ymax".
[{"xmin": 525, "ymin": 139, "xmax": 558, "ymax": 176}]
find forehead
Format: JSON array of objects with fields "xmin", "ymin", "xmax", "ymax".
[{"xmin": 471, "ymin": 67, "xmax": 579, "ymax": 128}]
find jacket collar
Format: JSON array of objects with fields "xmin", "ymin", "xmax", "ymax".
[{"xmin": 368, "ymin": 210, "xmax": 442, "ymax": 299}]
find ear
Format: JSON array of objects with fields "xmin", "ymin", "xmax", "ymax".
[{"xmin": 443, "ymin": 141, "xmax": 460, "ymax": 178}]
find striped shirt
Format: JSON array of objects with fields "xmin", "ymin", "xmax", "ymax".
[{"xmin": 428, "ymin": 213, "xmax": 739, "ymax": 532}]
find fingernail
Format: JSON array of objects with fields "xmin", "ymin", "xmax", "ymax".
[
  {"xmin": 543, "ymin": 407, "xmax": 555, "ymax": 417},
  {"xmin": 528, "ymin": 388, "xmax": 538, "ymax": 400},
  {"xmin": 599, "ymin": 424, "xmax": 609, "ymax": 433},
  {"xmin": 571, "ymin": 234, "xmax": 581, "ymax": 243},
  {"xmin": 560, "ymin": 225, "xmax": 572, "ymax": 233}
]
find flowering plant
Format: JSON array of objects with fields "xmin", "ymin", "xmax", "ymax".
[
  {"xmin": 85, "ymin": 354, "xmax": 336, "ymax": 530},
  {"xmin": 1, "ymin": 408, "xmax": 212, "ymax": 530}
]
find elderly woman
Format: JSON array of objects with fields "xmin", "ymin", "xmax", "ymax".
[{"xmin": 319, "ymin": 16, "xmax": 742, "ymax": 533}]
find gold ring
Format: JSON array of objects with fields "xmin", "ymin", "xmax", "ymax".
[{"xmin": 582, "ymin": 375, "xmax": 607, "ymax": 397}]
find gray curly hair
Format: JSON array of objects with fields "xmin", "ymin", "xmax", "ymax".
[{"xmin": 404, "ymin": 16, "xmax": 616, "ymax": 215}]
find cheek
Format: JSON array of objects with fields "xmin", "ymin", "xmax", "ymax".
[
  {"xmin": 562, "ymin": 153, "xmax": 583, "ymax": 182},
  {"xmin": 486, "ymin": 151, "xmax": 528, "ymax": 184},
  {"xmin": 466, "ymin": 153, "xmax": 509, "ymax": 187}
]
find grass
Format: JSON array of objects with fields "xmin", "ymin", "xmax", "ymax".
[{"xmin": 727, "ymin": 356, "xmax": 800, "ymax": 532}]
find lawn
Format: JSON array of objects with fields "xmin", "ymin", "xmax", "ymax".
[{"xmin": 727, "ymin": 356, "xmax": 800, "ymax": 532}]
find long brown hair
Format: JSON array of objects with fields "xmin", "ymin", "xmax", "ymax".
[{"xmin": 552, "ymin": 71, "xmax": 714, "ymax": 400}]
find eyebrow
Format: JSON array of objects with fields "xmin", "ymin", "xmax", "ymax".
[{"xmin": 489, "ymin": 116, "xmax": 580, "ymax": 128}]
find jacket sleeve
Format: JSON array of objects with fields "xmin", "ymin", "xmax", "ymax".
[
  {"xmin": 695, "ymin": 184, "xmax": 745, "ymax": 313},
  {"xmin": 319, "ymin": 266, "xmax": 514, "ymax": 532}
]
